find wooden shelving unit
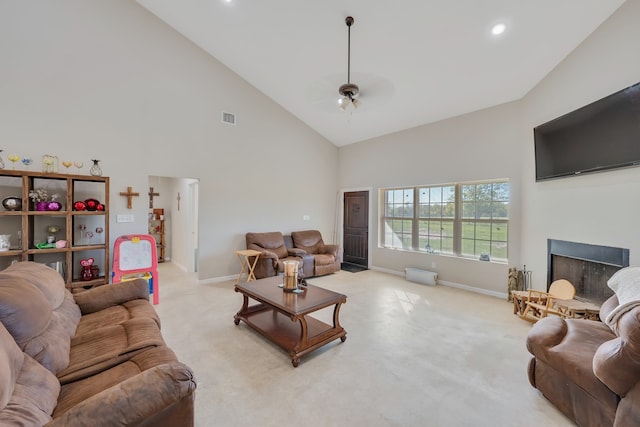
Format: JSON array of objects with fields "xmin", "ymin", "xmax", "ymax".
[
  {"xmin": 149, "ymin": 208, "xmax": 165, "ymax": 262},
  {"xmin": 0, "ymin": 169, "xmax": 110, "ymax": 292}
]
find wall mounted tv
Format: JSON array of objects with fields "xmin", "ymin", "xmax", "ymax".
[{"xmin": 534, "ymin": 81, "xmax": 640, "ymax": 181}]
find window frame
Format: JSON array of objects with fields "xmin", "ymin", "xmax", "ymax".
[{"xmin": 380, "ymin": 180, "xmax": 509, "ymax": 262}]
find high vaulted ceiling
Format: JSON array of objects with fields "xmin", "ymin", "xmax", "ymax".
[{"xmin": 136, "ymin": 0, "xmax": 626, "ymax": 146}]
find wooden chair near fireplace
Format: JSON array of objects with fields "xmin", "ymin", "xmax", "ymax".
[{"xmin": 520, "ymin": 279, "xmax": 576, "ymax": 323}]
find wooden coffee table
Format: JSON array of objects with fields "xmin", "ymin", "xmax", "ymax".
[{"xmin": 234, "ymin": 276, "xmax": 347, "ymax": 367}]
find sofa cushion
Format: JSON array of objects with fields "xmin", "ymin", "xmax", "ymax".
[
  {"xmin": 54, "ymin": 346, "xmax": 179, "ymax": 418},
  {"xmin": 57, "ymin": 317, "xmax": 166, "ymax": 384},
  {"xmin": 0, "ymin": 322, "xmax": 60, "ymax": 426},
  {"xmin": 291, "ymin": 230, "xmax": 324, "ymax": 254},
  {"xmin": 76, "ymin": 299, "xmax": 160, "ymax": 336},
  {"xmin": 246, "ymin": 232, "xmax": 288, "ymax": 259},
  {"xmin": 0, "ymin": 263, "xmax": 81, "ymax": 374}
]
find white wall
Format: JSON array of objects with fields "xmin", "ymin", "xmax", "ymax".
[
  {"xmin": 521, "ymin": 0, "xmax": 640, "ymax": 290},
  {"xmin": 0, "ymin": 0, "xmax": 338, "ymax": 281},
  {"xmin": 339, "ymin": 101, "xmax": 524, "ymax": 295},
  {"xmin": 340, "ymin": 0, "xmax": 640, "ymax": 295}
]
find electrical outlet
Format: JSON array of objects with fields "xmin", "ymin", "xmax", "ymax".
[{"xmin": 303, "ymin": 215, "xmax": 311, "ymax": 221}]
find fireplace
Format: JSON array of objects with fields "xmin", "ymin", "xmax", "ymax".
[{"xmin": 547, "ymin": 239, "xmax": 629, "ymax": 305}]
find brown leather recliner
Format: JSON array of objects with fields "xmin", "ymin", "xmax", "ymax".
[
  {"xmin": 526, "ymin": 291, "xmax": 640, "ymax": 427},
  {"xmin": 291, "ymin": 230, "xmax": 340, "ymax": 277},
  {"xmin": 245, "ymin": 232, "xmax": 304, "ymax": 279}
]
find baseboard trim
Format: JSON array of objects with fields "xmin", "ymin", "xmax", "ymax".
[{"xmin": 371, "ymin": 266, "xmax": 507, "ymax": 299}]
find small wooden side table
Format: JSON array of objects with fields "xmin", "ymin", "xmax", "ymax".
[{"xmin": 234, "ymin": 249, "xmax": 262, "ymax": 284}]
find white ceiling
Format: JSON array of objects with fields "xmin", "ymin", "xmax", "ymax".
[{"xmin": 136, "ymin": 0, "xmax": 626, "ymax": 147}]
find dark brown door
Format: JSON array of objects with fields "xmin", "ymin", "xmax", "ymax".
[{"xmin": 343, "ymin": 191, "xmax": 369, "ymax": 267}]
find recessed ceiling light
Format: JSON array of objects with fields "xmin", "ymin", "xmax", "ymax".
[{"xmin": 491, "ymin": 23, "xmax": 506, "ymax": 36}]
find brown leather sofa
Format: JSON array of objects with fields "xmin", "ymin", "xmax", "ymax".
[
  {"xmin": 0, "ymin": 261, "xmax": 196, "ymax": 426},
  {"xmin": 526, "ymin": 292, "xmax": 640, "ymax": 426},
  {"xmin": 245, "ymin": 230, "xmax": 340, "ymax": 279}
]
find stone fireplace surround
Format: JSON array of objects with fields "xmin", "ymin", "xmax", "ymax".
[{"xmin": 547, "ymin": 239, "xmax": 629, "ymax": 305}]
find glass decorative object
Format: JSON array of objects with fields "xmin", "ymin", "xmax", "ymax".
[
  {"xmin": 282, "ymin": 260, "xmax": 299, "ymax": 293},
  {"xmin": 89, "ymin": 159, "xmax": 102, "ymax": 176},
  {"xmin": 42, "ymin": 154, "xmax": 58, "ymax": 173},
  {"xmin": 21, "ymin": 158, "xmax": 33, "ymax": 169},
  {"xmin": 0, "ymin": 150, "xmax": 5, "ymax": 169},
  {"xmin": 7, "ymin": 154, "xmax": 19, "ymax": 169}
]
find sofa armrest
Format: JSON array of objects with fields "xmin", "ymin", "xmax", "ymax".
[
  {"xmin": 593, "ymin": 307, "xmax": 640, "ymax": 397},
  {"xmin": 47, "ymin": 362, "xmax": 196, "ymax": 427},
  {"xmin": 525, "ymin": 316, "xmax": 568, "ymax": 361},
  {"xmin": 319, "ymin": 244, "xmax": 339, "ymax": 257},
  {"xmin": 73, "ymin": 279, "xmax": 149, "ymax": 315}
]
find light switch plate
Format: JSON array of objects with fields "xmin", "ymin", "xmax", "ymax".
[{"xmin": 117, "ymin": 214, "xmax": 134, "ymax": 223}]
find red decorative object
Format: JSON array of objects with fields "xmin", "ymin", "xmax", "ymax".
[
  {"xmin": 96, "ymin": 203, "xmax": 105, "ymax": 211},
  {"xmin": 80, "ymin": 258, "xmax": 94, "ymax": 281},
  {"xmin": 84, "ymin": 198, "xmax": 99, "ymax": 211},
  {"xmin": 73, "ymin": 201, "xmax": 86, "ymax": 211}
]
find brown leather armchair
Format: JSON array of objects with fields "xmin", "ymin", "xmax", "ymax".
[
  {"xmin": 245, "ymin": 232, "xmax": 303, "ymax": 279},
  {"xmin": 526, "ymin": 292, "xmax": 640, "ymax": 426},
  {"xmin": 291, "ymin": 230, "xmax": 340, "ymax": 277}
]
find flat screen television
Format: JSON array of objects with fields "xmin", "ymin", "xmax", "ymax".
[{"xmin": 534, "ymin": 81, "xmax": 640, "ymax": 181}]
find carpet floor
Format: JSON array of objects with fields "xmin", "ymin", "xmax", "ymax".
[{"xmin": 154, "ymin": 262, "xmax": 573, "ymax": 427}]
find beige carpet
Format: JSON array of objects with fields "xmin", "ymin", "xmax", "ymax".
[{"xmin": 154, "ymin": 263, "xmax": 573, "ymax": 427}]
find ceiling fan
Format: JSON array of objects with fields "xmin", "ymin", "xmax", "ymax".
[{"xmin": 338, "ymin": 16, "xmax": 361, "ymax": 111}]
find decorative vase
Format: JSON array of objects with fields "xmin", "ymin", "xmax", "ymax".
[
  {"xmin": 36, "ymin": 201, "xmax": 48, "ymax": 211},
  {"xmin": 2, "ymin": 196, "xmax": 22, "ymax": 211},
  {"xmin": 47, "ymin": 201, "xmax": 62, "ymax": 211},
  {"xmin": 89, "ymin": 159, "xmax": 102, "ymax": 176},
  {"xmin": 0, "ymin": 234, "xmax": 10, "ymax": 251},
  {"xmin": 73, "ymin": 201, "xmax": 86, "ymax": 211}
]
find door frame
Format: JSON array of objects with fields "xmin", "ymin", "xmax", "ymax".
[{"xmin": 338, "ymin": 187, "xmax": 373, "ymax": 269}]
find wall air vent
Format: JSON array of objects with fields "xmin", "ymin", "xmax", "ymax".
[{"xmin": 222, "ymin": 111, "xmax": 236, "ymax": 125}]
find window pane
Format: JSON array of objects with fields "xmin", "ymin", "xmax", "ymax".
[
  {"xmin": 441, "ymin": 237, "xmax": 454, "ymax": 254},
  {"xmin": 492, "ymin": 223, "xmax": 507, "ymax": 242},
  {"xmin": 443, "ymin": 202, "xmax": 455, "ymax": 218},
  {"xmin": 428, "ymin": 220, "xmax": 442, "ymax": 235},
  {"xmin": 475, "ymin": 240, "xmax": 490, "ymax": 256},
  {"xmin": 462, "ymin": 184, "xmax": 475, "ymax": 201},
  {"xmin": 476, "ymin": 223, "xmax": 491, "ymax": 240},
  {"xmin": 419, "ymin": 188, "xmax": 429, "ymax": 203},
  {"xmin": 462, "ymin": 202, "xmax": 475, "ymax": 219},
  {"xmin": 461, "ymin": 239, "xmax": 475, "ymax": 256},
  {"xmin": 429, "ymin": 203, "xmax": 442, "ymax": 218},
  {"xmin": 443, "ymin": 186, "xmax": 455, "ymax": 202},
  {"xmin": 461, "ymin": 221, "xmax": 475, "ymax": 239},
  {"xmin": 431, "ymin": 187, "xmax": 442, "ymax": 202},
  {"xmin": 491, "ymin": 202, "xmax": 508, "ymax": 220},
  {"xmin": 491, "ymin": 241, "xmax": 508, "ymax": 260},
  {"xmin": 492, "ymin": 183, "xmax": 509, "ymax": 201}
]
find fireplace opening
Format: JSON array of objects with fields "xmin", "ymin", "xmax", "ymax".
[{"xmin": 548, "ymin": 239, "xmax": 629, "ymax": 305}]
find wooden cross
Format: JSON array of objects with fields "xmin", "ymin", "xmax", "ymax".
[
  {"xmin": 119, "ymin": 186, "xmax": 139, "ymax": 209},
  {"xmin": 177, "ymin": 192, "xmax": 181, "ymax": 211},
  {"xmin": 148, "ymin": 187, "xmax": 160, "ymax": 208}
]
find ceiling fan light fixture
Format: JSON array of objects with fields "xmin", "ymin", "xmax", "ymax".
[{"xmin": 338, "ymin": 16, "xmax": 361, "ymax": 112}]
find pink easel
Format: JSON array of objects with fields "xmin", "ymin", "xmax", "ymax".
[{"xmin": 112, "ymin": 234, "xmax": 159, "ymax": 305}]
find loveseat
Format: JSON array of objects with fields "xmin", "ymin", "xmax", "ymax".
[
  {"xmin": 245, "ymin": 230, "xmax": 340, "ymax": 279},
  {"xmin": 0, "ymin": 261, "xmax": 196, "ymax": 426},
  {"xmin": 526, "ymin": 266, "xmax": 640, "ymax": 427}
]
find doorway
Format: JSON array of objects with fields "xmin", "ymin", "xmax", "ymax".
[
  {"xmin": 148, "ymin": 176, "xmax": 199, "ymax": 273},
  {"xmin": 342, "ymin": 190, "xmax": 369, "ymax": 268}
]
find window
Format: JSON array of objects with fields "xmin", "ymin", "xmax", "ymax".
[{"xmin": 381, "ymin": 180, "xmax": 509, "ymax": 262}]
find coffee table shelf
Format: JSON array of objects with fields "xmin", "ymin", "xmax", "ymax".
[{"xmin": 234, "ymin": 276, "xmax": 347, "ymax": 367}]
